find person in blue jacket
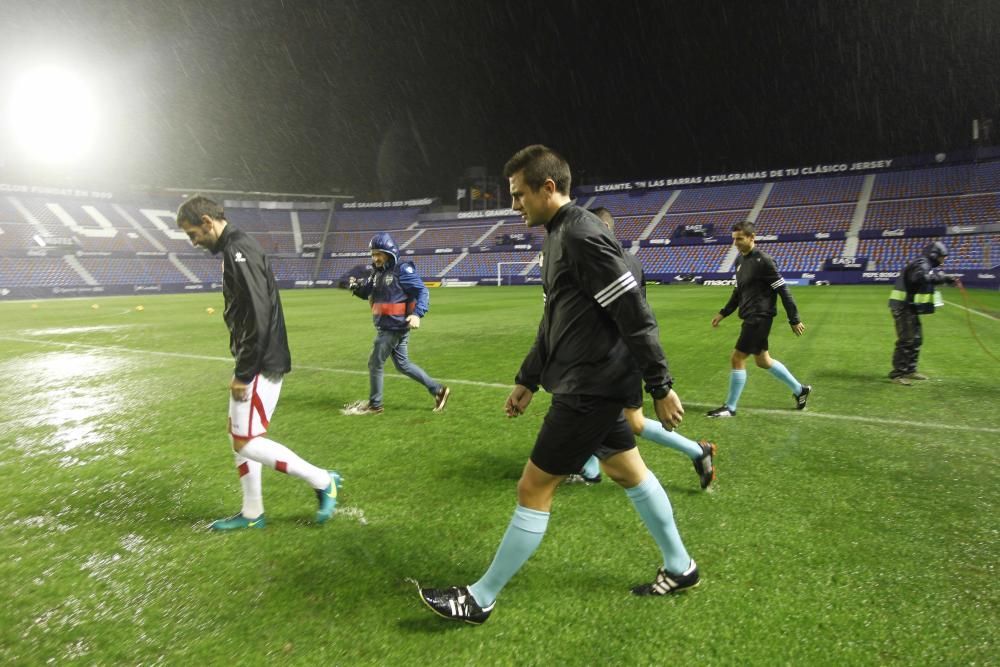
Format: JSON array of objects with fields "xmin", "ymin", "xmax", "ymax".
[{"xmin": 344, "ymin": 232, "xmax": 450, "ymax": 414}]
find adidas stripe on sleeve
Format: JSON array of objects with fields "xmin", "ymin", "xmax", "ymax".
[{"xmin": 595, "ymin": 271, "xmax": 638, "ymax": 308}]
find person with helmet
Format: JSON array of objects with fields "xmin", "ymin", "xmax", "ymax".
[
  {"xmin": 888, "ymin": 240, "xmax": 961, "ymax": 385},
  {"xmin": 344, "ymin": 232, "xmax": 450, "ymax": 414}
]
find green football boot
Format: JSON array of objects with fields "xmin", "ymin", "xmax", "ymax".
[
  {"xmin": 210, "ymin": 513, "xmax": 266, "ymax": 531},
  {"xmin": 315, "ymin": 471, "xmax": 343, "ymax": 524}
]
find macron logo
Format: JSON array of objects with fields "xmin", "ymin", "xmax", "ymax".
[{"xmin": 233, "ymin": 251, "xmax": 246, "ymax": 263}]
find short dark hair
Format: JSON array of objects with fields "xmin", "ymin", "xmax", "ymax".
[
  {"xmin": 732, "ymin": 220, "xmax": 756, "ymax": 236},
  {"xmin": 502, "ymin": 144, "xmax": 572, "ymax": 195},
  {"xmin": 176, "ymin": 196, "xmax": 225, "ymax": 227},
  {"xmin": 590, "ymin": 207, "xmax": 615, "ymax": 233}
]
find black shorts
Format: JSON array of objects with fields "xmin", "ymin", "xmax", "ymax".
[
  {"xmin": 735, "ymin": 317, "xmax": 773, "ymax": 355},
  {"xmin": 530, "ymin": 394, "xmax": 636, "ymax": 475}
]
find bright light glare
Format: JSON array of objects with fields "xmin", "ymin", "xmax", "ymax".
[{"xmin": 7, "ymin": 65, "xmax": 100, "ymax": 165}]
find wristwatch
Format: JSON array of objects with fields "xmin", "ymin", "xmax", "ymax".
[{"xmin": 649, "ymin": 385, "xmax": 671, "ymax": 400}]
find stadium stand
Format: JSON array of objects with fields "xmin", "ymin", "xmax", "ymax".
[
  {"xmin": 332, "ymin": 208, "xmax": 418, "ymax": 231},
  {"xmin": 752, "ymin": 240, "xmax": 847, "ymax": 272},
  {"xmin": 858, "ymin": 234, "xmax": 1000, "ymax": 271},
  {"xmin": 587, "ymin": 189, "xmax": 674, "ymax": 216},
  {"xmin": 635, "ymin": 244, "xmax": 730, "ymax": 274},
  {"xmin": 297, "ymin": 210, "xmax": 330, "ymax": 233},
  {"xmin": 670, "ymin": 182, "xmax": 763, "ymax": 212},
  {"xmin": 76, "ymin": 257, "xmax": 188, "ymax": 285},
  {"xmin": 493, "ymin": 218, "xmax": 545, "ymax": 244},
  {"xmin": 0, "ymin": 256, "xmax": 83, "ymax": 287},
  {"xmin": 971, "ymin": 160, "xmax": 1000, "ymax": 192},
  {"xmin": 863, "ymin": 193, "xmax": 998, "ymax": 231},
  {"xmin": 316, "ymin": 256, "xmax": 372, "ymax": 282},
  {"xmin": 765, "ymin": 174, "xmax": 864, "ymax": 206},
  {"xmin": 871, "ymin": 164, "xmax": 972, "ymax": 200},
  {"xmin": 406, "ymin": 224, "xmax": 495, "ymax": 250},
  {"xmin": 610, "ymin": 216, "xmax": 655, "ymax": 243},
  {"xmin": 2, "ymin": 154, "xmax": 998, "ymax": 298},
  {"xmin": 401, "ymin": 253, "xmax": 462, "ymax": 278},
  {"xmin": 649, "ymin": 210, "xmax": 751, "ymax": 239},
  {"xmin": 756, "ymin": 204, "xmax": 855, "ymax": 234},
  {"xmin": 450, "ymin": 251, "xmax": 539, "ymax": 279},
  {"xmin": 325, "ymin": 229, "xmax": 418, "ymax": 254},
  {"xmin": 181, "ymin": 257, "xmax": 224, "ymax": 282},
  {"xmin": 271, "ymin": 257, "xmax": 318, "ymax": 282},
  {"xmin": 0, "ymin": 222, "xmax": 42, "ymax": 251},
  {"xmin": 865, "ymin": 197, "xmax": 965, "ymax": 230}
]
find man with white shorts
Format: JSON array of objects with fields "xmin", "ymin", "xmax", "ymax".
[{"xmin": 177, "ymin": 195, "xmax": 342, "ymax": 530}]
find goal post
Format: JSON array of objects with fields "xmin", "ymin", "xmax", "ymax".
[{"xmin": 496, "ymin": 261, "xmax": 537, "ymax": 286}]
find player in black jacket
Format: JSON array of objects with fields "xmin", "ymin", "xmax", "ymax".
[
  {"xmin": 419, "ymin": 146, "xmax": 699, "ymax": 625},
  {"xmin": 177, "ymin": 196, "xmax": 341, "ymax": 530},
  {"xmin": 706, "ymin": 220, "xmax": 810, "ymax": 418},
  {"xmin": 572, "ymin": 208, "xmax": 716, "ymax": 490}
]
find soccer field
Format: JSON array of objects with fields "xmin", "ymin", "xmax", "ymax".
[{"xmin": 1, "ymin": 285, "xmax": 997, "ymax": 665}]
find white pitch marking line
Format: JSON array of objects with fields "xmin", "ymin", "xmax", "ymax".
[
  {"xmin": 0, "ymin": 335, "xmax": 510, "ymax": 388},
  {"xmin": 1, "ymin": 335, "xmax": 997, "ymax": 435},
  {"xmin": 943, "ymin": 300, "xmax": 1000, "ymax": 321},
  {"xmin": 683, "ymin": 401, "xmax": 1000, "ymax": 434}
]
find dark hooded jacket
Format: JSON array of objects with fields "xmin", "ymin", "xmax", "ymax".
[
  {"xmin": 515, "ymin": 204, "xmax": 671, "ymax": 399},
  {"xmin": 351, "ymin": 232, "xmax": 431, "ymax": 330},
  {"xmin": 888, "ymin": 241, "xmax": 954, "ymax": 314},
  {"xmin": 214, "ymin": 225, "xmax": 291, "ymax": 382}
]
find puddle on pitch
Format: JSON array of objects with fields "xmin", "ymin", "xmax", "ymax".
[
  {"xmin": 18, "ymin": 324, "xmax": 135, "ymax": 337},
  {"xmin": 0, "ymin": 351, "xmax": 134, "ymax": 462}
]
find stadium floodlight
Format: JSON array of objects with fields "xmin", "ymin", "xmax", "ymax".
[{"xmin": 7, "ymin": 65, "xmax": 99, "ymax": 165}]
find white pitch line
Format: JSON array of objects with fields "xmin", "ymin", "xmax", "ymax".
[
  {"xmin": 2, "ymin": 335, "xmax": 997, "ymax": 434},
  {"xmin": 0, "ymin": 335, "xmax": 510, "ymax": 389},
  {"xmin": 944, "ymin": 300, "xmax": 1000, "ymax": 321},
  {"xmin": 297, "ymin": 363, "xmax": 509, "ymax": 389},
  {"xmin": 683, "ymin": 401, "xmax": 1000, "ymax": 435},
  {"xmin": 0, "ymin": 336, "xmax": 235, "ymax": 364}
]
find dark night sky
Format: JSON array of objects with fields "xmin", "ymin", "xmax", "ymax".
[{"xmin": 1, "ymin": 0, "xmax": 998, "ymax": 202}]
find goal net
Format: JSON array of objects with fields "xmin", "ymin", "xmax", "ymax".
[{"xmin": 496, "ymin": 261, "xmax": 537, "ymax": 286}]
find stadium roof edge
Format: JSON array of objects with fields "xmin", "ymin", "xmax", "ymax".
[{"xmin": 159, "ymin": 187, "xmax": 354, "ymax": 201}]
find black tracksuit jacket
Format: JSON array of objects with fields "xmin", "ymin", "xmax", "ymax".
[
  {"xmin": 719, "ymin": 247, "xmax": 800, "ymax": 324},
  {"xmin": 214, "ymin": 225, "xmax": 291, "ymax": 382},
  {"xmin": 515, "ymin": 204, "xmax": 672, "ymax": 399}
]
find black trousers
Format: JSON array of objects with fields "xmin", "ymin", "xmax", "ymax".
[{"xmin": 890, "ymin": 304, "xmax": 922, "ymax": 378}]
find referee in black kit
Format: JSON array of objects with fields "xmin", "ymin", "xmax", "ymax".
[
  {"xmin": 706, "ymin": 220, "xmax": 811, "ymax": 418},
  {"xmin": 418, "ymin": 145, "xmax": 699, "ymax": 625}
]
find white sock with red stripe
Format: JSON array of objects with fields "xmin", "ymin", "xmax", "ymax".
[
  {"xmin": 234, "ymin": 453, "xmax": 264, "ymax": 518},
  {"xmin": 239, "ymin": 437, "xmax": 329, "ymax": 489}
]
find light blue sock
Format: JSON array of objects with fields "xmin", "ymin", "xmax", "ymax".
[
  {"xmin": 625, "ymin": 473, "xmax": 690, "ymax": 574},
  {"xmin": 768, "ymin": 360, "xmax": 802, "ymax": 394},
  {"xmin": 468, "ymin": 505, "xmax": 549, "ymax": 607},
  {"xmin": 640, "ymin": 418, "xmax": 703, "ymax": 459},
  {"xmin": 726, "ymin": 369, "xmax": 747, "ymax": 411},
  {"xmin": 581, "ymin": 455, "xmax": 601, "ymax": 479}
]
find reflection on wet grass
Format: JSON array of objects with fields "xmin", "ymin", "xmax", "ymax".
[
  {"xmin": 19, "ymin": 325, "xmax": 136, "ymax": 338},
  {"xmin": 1, "ymin": 352, "xmax": 131, "ymax": 461}
]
